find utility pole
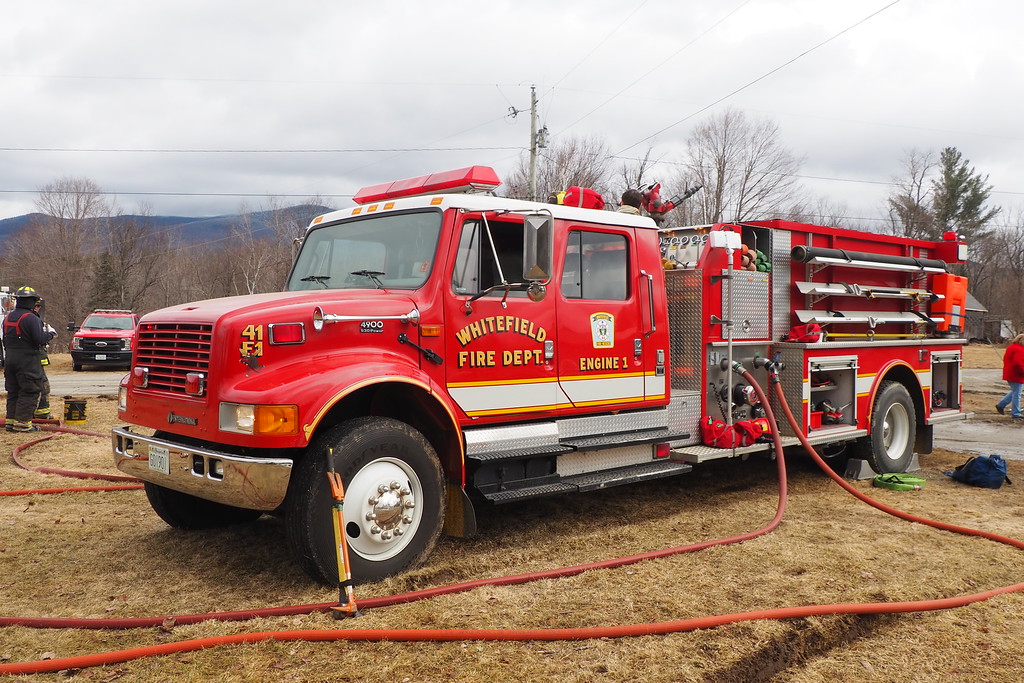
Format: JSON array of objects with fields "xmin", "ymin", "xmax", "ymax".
[
  {"xmin": 524, "ymin": 85, "xmax": 548, "ymax": 202},
  {"xmin": 528, "ymin": 85, "xmax": 538, "ymax": 202}
]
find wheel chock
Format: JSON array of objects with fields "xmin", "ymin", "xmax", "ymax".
[{"xmin": 844, "ymin": 459, "xmax": 875, "ymax": 480}]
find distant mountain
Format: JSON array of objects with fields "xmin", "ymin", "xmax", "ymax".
[
  {"xmin": 0, "ymin": 205, "xmax": 334, "ymax": 250},
  {"xmin": 0, "ymin": 213, "xmax": 41, "ymax": 238}
]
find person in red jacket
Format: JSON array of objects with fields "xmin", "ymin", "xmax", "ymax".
[{"xmin": 995, "ymin": 333, "xmax": 1024, "ymax": 420}]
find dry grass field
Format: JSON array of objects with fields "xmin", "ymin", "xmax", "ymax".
[{"xmin": 1, "ymin": 346, "xmax": 1023, "ymax": 681}]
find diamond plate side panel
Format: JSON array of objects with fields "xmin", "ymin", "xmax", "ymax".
[
  {"xmin": 666, "ymin": 269, "xmax": 703, "ymax": 392},
  {"xmin": 557, "ymin": 407, "xmax": 668, "ymax": 440},
  {"xmin": 770, "ymin": 345, "xmax": 807, "ymax": 437},
  {"xmin": 557, "ymin": 444, "xmax": 653, "ymax": 477},
  {"xmin": 772, "ymin": 229, "xmax": 792, "ymax": 340},
  {"xmin": 722, "ymin": 270, "xmax": 770, "ymax": 340},
  {"xmin": 464, "ymin": 422, "xmax": 560, "ymax": 456},
  {"xmin": 667, "ymin": 390, "xmax": 703, "ymax": 446}
]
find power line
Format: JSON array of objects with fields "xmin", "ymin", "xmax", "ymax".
[
  {"xmin": 560, "ymin": 0, "xmax": 753, "ymax": 132},
  {"xmin": 549, "ymin": 0, "xmax": 651, "ymax": 92},
  {"xmin": 0, "ymin": 189, "xmax": 352, "ymax": 199},
  {"xmin": 617, "ymin": 0, "xmax": 904, "ymax": 154},
  {"xmin": 3, "ymin": 166, "xmax": 1023, "ymax": 203},
  {"xmin": 0, "ymin": 73, "xmax": 519, "ymax": 88},
  {"xmin": 0, "ymin": 146, "xmax": 522, "ymax": 154}
]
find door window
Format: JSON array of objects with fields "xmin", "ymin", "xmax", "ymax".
[
  {"xmin": 452, "ymin": 219, "xmax": 527, "ymax": 297},
  {"xmin": 561, "ymin": 231, "xmax": 629, "ymax": 300}
]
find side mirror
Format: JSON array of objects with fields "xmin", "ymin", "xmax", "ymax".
[{"xmin": 522, "ymin": 213, "xmax": 553, "ymax": 282}]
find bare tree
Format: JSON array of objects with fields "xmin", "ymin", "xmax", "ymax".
[
  {"xmin": 263, "ymin": 196, "xmax": 333, "ymax": 289},
  {"xmin": 92, "ymin": 207, "xmax": 168, "ymax": 310},
  {"xmin": 683, "ymin": 108, "xmax": 804, "ymax": 224},
  {"xmin": 8, "ymin": 177, "xmax": 110, "ymax": 336},
  {"xmin": 151, "ymin": 235, "xmax": 222, "ymax": 309},
  {"xmin": 226, "ymin": 202, "xmax": 280, "ymax": 296},
  {"xmin": 885, "ymin": 149, "xmax": 935, "ymax": 239},
  {"xmin": 787, "ymin": 196, "xmax": 853, "ymax": 230},
  {"xmin": 504, "ymin": 135, "xmax": 614, "ymax": 202},
  {"xmin": 977, "ymin": 210, "xmax": 1024, "ymax": 336},
  {"xmin": 614, "ymin": 148, "xmax": 661, "ymax": 203}
]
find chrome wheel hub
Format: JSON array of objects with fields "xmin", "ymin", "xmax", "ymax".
[
  {"xmin": 346, "ymin": 458, "xmax": 421, "ymax": 561},
  {"xmin": 366, "ymin": 480, "xmax": 416, "ymax": 540}
]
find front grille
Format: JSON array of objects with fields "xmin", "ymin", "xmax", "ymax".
[
  {"xmin": 80, "ymin": 337, "xmax": 126, "ymax": 352},
  {"xmin": 135, "ymin": 323, "xmax": 214, "ymax": 394}
]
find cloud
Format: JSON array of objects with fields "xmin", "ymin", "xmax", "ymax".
[{"xmin": 2, "ymin": 0, "xmax": 1021, "ymax": 226}]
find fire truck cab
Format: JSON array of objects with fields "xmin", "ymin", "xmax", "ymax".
[{"xmin": 112, "ymin": 166, "xmax": 968, "ymax": 584}]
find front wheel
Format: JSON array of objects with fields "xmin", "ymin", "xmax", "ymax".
[
  {"xmin": 864, "ymin": 381, "xmax": 917, "ymax": 473},
  {"xmin": 285, "ymin": 417, "xmax": 445, "ymax": 585},
  {"xmin": 144, "ymin": 482, "xmax": 264, "ymax": 528}
]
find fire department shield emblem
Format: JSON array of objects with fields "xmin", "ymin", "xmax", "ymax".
[{"xmin": 590, "ymin": 312, "xmax": 614, "ymax": 348}]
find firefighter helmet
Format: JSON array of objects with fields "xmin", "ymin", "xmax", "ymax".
[{"xmin": 14, "ymin": 286, "xmax": 40, "ymax": 301}]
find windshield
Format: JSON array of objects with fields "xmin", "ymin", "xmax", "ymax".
[
  {"xmin": 287, "ymin": 210, "xmax": 443, "ymax": 291},
  {"xmin": 83, "ymin": 315, "xmax": 135, "ymax": 331}
]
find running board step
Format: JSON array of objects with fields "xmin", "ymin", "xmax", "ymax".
[
  {"xmin": 467, "ymin": 444, "xmax": 574, "ymax": 463},
  {"xmin": 469, "ymin": 428, "xmax": 690, "ymax": 464},
  {"xmin": 559, "ymin": 428, "xmax": 691, "ymax": 452},
  {"xmin": 481, "ymin": 460, "xmax": 693, "ymax": 504}
]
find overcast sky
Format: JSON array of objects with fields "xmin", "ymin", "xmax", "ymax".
[{"xmin": 3, "ymin": 0, "xmax": 1021, "ymax": 232}]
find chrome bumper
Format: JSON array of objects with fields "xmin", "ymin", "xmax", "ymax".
[{"xmin": 111, "ymin": 426, "xmax": 293, "ymax": 510}]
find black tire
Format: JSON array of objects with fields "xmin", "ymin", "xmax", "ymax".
[
  {"xmin": 864, "ymin": 381, "xmax": 916, "ymax": 473},
  {"xmin": 72, "ymin": 363, "xmax": 82, "ymax": 371},
  {"xmin": 285, "ymin": 416, "xmax": 445, "ymax": 585},
  {"xmin": 144, "ymin": 482, "xmax": 264, "ymax": 529}
]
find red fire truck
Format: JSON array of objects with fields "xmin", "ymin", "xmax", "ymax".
[{"xmin": 112, "ymin": 166, "xmax": 969, "ymax": 584}]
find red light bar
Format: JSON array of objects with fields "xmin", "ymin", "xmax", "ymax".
[{"xmin": 353, "ymin": 166, "xmax": 501, "ymax": 204}]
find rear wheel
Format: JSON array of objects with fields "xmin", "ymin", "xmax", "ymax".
[
  {"xmin": 144, "ymin": 482, "xmax": 263, "ymax": 528},
  {"xmin": 864, "ymin": 381, "xmax": 916, "ymax": 473},
  {"xmin": 285, "ymin": 416, "xmax": 445, "ymax": 585}
]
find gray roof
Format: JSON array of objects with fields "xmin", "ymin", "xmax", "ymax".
[{"xmin": 965, "ymin": 291, "xmax": 987, "ymax": 312}]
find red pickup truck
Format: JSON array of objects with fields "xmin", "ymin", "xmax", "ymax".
[{"xmin": 70, "ymin": 309, "xmax": 140, "ymax": 371}]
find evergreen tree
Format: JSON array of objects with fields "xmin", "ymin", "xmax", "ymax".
[
  {"xmin": 89, "ymin": 251, "xmax": 122, "ymax": 309},
  {"xmin": 931, "ymin": 147, "xmax": 1000, "ymax": 242}
]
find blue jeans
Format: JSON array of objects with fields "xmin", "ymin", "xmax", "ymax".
[{"xmin": 997, "ymin": 381, "xmax": 1023, "ymax": 418}]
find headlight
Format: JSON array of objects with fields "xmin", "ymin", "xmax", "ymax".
[
  {"xmin": 71, "ymin": 338, "xmax": 82, "ymax": 350},
  {"xmin": 219, "ymin": 403, "xmax": 298, "ymax": 435}
]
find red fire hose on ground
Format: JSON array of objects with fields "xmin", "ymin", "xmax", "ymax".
[
  {"xmin": 3, "ymin": 424, "xmax": 143, "ymax": 497},
  {"xmin": 3, "ymin": 367, "xmax": 1024, "ymax": 676}
]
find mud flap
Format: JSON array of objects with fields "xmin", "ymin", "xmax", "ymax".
[
  {"xmin": 443, "ymin": 480, "xmax": 477, "ymax": 538},
  {"xmin": 915, "ymin": 423, "xmax": 933, "ymax": 455}
]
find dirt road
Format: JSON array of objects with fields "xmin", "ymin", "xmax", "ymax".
[
  {"xmin": 49, "ymin": 370, "xmax": 124, "ymax": 398},
  {"xmin": 936, "ymin": 367, "xmax": 1024, "ymax": 460}
]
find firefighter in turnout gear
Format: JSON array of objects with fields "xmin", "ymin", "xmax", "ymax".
[
  {"xmin": 32, "ymin": 299, "xmax": 55, "ymax": 419},
  {"xmin": 3, "ymin": 286, "xmax": 55, "ymax": 432}
]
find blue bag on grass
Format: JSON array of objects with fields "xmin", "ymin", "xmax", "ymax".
[{"xmin": 945, "ymin": 454, "xmax": 1012, "ymax": 489}]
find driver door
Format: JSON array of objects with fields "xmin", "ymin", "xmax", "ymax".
[{"xmin": 444, "ymin": 215, "xmax": 566, "ymax": 420}]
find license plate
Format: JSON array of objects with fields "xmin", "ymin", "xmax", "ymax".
[
  {"xmin": 148, "ymin": 445, "xmax": 170, "ymax": 474},
  {"xmin": 95, "ymin": 354, "xmax": 107, "ymax": 361}
]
